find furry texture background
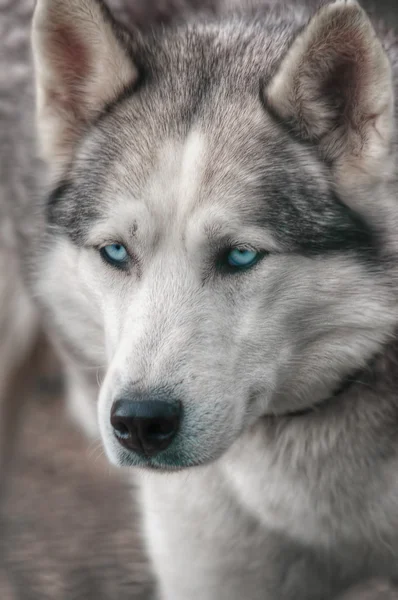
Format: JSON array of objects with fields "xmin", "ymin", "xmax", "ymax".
[{"xmin": 1, "ymin": 0, "xmax": 398, "ymax": 598}]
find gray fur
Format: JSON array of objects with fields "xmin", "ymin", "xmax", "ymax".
[{"xmin": 3, "ymin": 0, "xmax": 398, "ymax": 598}]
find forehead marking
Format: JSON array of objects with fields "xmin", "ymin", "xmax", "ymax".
[
  {"xmin": 143, "ymin": 130, "xmax": 207, "ymax": 232},
  {"xmin": 179, "ymin": 129, "xmax": 205, "ymax": 188},
  {"xmin": 177, "ymin": 130, "xmax": 207, "ymax": 215}
]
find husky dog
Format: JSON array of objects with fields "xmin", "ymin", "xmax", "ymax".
[{"xmin": 2, "ymin": 0, "xmax": 398, "ymax": 597}]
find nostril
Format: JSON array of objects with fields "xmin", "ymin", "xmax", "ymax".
[{"xmin": 112, "ymin": 419, "xmax": 131, "ymax": 440}]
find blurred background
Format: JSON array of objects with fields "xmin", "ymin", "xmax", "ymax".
[{"xmin": 1, "ymin": 1, "xmax": 398, "ymax": 599}]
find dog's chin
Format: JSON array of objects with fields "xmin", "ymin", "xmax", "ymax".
[
  {"xmin": 103, "ymin": 434, "xmax": 237, "ymax": 472},
  {"xmin": 111, "ymin": 450, "xmax": 218, "ymax": 472}
]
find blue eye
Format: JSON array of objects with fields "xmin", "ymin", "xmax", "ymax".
[
  {"xmin": 100, "ymin": 243, "xmax": 129, "ymax": 267},
  {"xmin": 227, "ymin": 248, "xmax": 260, "ymax": 269}
]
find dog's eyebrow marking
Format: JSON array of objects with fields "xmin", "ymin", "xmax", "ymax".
[{"xmin": 178, "ymin": 130, "xmax": 206, "ymax": 209}]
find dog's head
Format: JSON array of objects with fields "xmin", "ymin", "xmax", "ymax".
[{"xmin": 32, "ymin": 0, "xmax": 398, "ymax": 469}]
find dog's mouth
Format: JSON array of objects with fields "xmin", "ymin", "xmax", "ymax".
[
  {"xmin": 118, "ymin": 447, "xmax": 216, "ymax": 472},
  {"xmin": 112, "ymin": 351, "xmax": 382, "ymax": 471}
]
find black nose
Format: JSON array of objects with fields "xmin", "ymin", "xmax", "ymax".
[{"xmin": 110, "ymin": 396, "xmax": 181, "ymax": 457}]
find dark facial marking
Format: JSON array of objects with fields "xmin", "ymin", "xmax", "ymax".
[
  {"xmin": 262, "ymin": 188, "xmax": 378, "ymax": 260},
  {"xmin": 47, "ymin": 180, "xmax": 101, "ymax": 244},
  {"xmin": 245, "ymin": 133, "xmax": 379, "ymax": 262}
]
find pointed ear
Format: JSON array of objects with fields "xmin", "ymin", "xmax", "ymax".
[
  {"xmin": 32, "ymin": 0, "xmax": 137, "ymax": 173},
  {"xmin": 266, "ymin": 0, "xmax": 394, "ymax": 185}
]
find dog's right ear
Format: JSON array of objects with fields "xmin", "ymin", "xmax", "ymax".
[
  {"xmin": 265, "ymin": 0, "xmax": 394, "ymax": 189},
  {"xmin": 32, "ymin": 0, "xmax": 137, "ymax": 174}
]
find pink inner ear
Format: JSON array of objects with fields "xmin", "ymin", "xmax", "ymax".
[{"xmin": 50, "ymin": 24, "xmax": 91, "ymax": 88}]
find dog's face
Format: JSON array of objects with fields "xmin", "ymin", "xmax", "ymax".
[{"xmin": 33, "ymin": 0, "xmax": 398, "ymax": 469}]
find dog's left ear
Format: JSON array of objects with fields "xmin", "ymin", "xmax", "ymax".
[
  {"xmin": 32, "ymin": 0, "xmax": 137, "ymax": 174},
  {"xmin": 266, "ymin": 0, "xmax": 394, "ymax": 186}
]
